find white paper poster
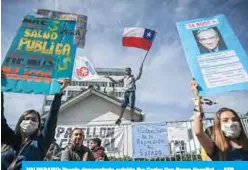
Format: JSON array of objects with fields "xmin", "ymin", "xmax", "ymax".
[
  {"xmin": 132, "ymin": 123, "xmax": 168, "ymax": 159},
  {"xmin": 167, "ymin": 126, "xmax": 189, "ymax": 141}
]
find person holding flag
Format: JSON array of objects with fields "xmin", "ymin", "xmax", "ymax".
[
  {"xmin": 106, "ymin": 65, "xmax": 143, "ymax": 125},
  {"xmin": 106, "ymin": 27, "xmax": 156, "ymax": 125}
]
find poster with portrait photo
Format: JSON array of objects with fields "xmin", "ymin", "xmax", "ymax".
[
  {"xmin": 193, "ymin": 27, "xmax": 227, "ymax": 54},
  {"xmin": 177, "ymin": 14, "xmax": 248, "ymax": 96}
]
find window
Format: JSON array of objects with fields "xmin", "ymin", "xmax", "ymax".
[
  {"xmin": 70, "ymin": 81, "xmax": 79, "ymax": 86},
  {"xmin": 109, "ymin": 72, "xmax": 115, "ymax": 76},
  {"xmin": 97, "ymin": 72, "xmax": 107, "ymax": 76},
  {"xmin": 45, "ymin": 100, "xmax": 52, "ymax": 105},
  {"xmin": 68, "ymin": 90, "xmax": 80, "ymax": 97}
]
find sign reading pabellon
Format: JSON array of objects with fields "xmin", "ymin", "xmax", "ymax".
[
  {"xmin": 1, "ymin": 15, "xmax": 77, "ymax": 94},
  {"xmin": 55, "ymin": 125, "xmax": 124, "ymax": 153}
]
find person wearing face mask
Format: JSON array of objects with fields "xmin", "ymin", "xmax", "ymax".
[
  {"xmin": 1, "ymin": 79, "xmax": 69, "ymax": 170},
  {"xmin": 105, "ymin": 64, "xmax": 143, "ymax": 125},
  {"xmin": 191, "ymin": 79, "xmax": 248, "ymax": 161},
  {"xmin": 61, "ymin": 128, "xmax": 95, "ymax": 161}
]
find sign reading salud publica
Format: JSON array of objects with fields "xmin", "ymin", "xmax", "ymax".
[
  {"xmin": 177, "ymin": 14, "xmax": 248, "ymax": 96},
  {"xmin": 1, "ymin": 15, "xmax": 77, "ymax": 94}
]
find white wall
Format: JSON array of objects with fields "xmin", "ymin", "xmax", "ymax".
[
  {"xmin": 55, "ymin": 95, "xmax": 139, "ymax": 157},
  {"xmin": 57, "ymin": 95, "xmax": 140, "ymax": 124}
]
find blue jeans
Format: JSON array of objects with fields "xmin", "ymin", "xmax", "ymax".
[{"xmin": 121, "ymin": 91, "xmax": 136, "ymax": 108}]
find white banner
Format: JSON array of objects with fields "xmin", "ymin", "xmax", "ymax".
[
  {"xmin": 72, "ymin": 56, "xmax": 99, "ymax": 81},
  {"xmin": 132, "ymin": 123, "xmax": 168, "ymax": 159},
  {"xmin": 167, "ymin": 126, "xmax": 189, "ymax": 141},
  {"xmin": 55, "ymin": 125, "xmax": 124, "ymax": 153}
]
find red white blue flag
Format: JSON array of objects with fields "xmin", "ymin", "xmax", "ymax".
[{"xmin": 122, "ymin": 27, "xmax": 156, "ymax": 51}]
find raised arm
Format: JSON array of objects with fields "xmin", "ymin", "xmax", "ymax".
[
  {"xmin": 105, "ymin": 76, "xmax": 124, "ymax": 84},
  {"xmin": 41, "ymin": 79, "xmax": 69, "ymax": 150},
  {"xmin": 1, "ymin": 92, "xmax": 20, "ymax": 150},
  {"xmin": 191, "ymin": 80, "xmax": 214, "ymax": 156},
  {"xmin": 135, "ymin": 64, "xmax": 143, "ymax": 81}
]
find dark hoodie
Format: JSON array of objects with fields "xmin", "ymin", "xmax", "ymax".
[{"xmin": 91, "ymin": 146, "xmax": 106, "ymax": 160}]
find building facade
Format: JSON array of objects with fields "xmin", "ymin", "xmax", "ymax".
[
  {"xmin": 42, "ymin": 68, "xmax": 126, "ymax": 112},
  {"xmin": 41, "ymin": 88, "xmax": 144, "ymax": 157}
]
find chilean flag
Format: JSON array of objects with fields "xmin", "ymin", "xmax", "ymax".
[{"xmin": 122, "ymin": 27, "xmax": 156, "ymax": 51}]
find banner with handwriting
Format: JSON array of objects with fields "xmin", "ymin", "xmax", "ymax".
[{"xmin": 1, "ymin": 15, "xmax": 77, "ymax": 94}]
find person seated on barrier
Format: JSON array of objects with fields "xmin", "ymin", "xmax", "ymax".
[
  {"xmin": 1, "ymin": 79, "xmax": 69, "ymax": 169},
  {"xmin": 61, "ymin": 128, "xmax": 95, "ymax": 161},
  {"xmin": 89, "ymin": 138, "xmax": 108, "ymax": 161},
  {"xmin": 191, "ymin": 79, "xmax": 248, "ymax": 161},
  {"xmin": 200, "ymin": 126, "xmax": 213, "ymax": 161}
]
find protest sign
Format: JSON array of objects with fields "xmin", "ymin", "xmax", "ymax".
[
  {"xmin": 167, "ymin": 126, "xmax": 189, "ymax": 141},
  {"xmin": 55, "ymin": 125, "xmax": 124, "ymax": 153},
  {"xmin": 132, "ymin": 123, "xmax": 168, "ymax": 159},
  {"xmin": 1, "ymin": 15, "xmax": 77, "ymax": 94},
  {"xmin": 72, "ymin": 56, "xmax": 99, "ymax": 81},
  {"xmin": 36, "ymin": 9, "xmax": 87, "ymax": 48},
  {"xmin": 177, "ymin": 14, "xmax": 248, "ymax": 96}
]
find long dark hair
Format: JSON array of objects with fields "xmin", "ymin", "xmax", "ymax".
[
  {"xmin": 213, "ymin": 107, "xmax": 248, "ymax": 160},
  {"xmin": 1, "ymin": 110, "xmax": 42, "ymax": 152}
]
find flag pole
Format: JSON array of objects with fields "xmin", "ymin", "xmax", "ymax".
[
  {"xmin": 141, "ymin": 49, "xmax": 150, "ymax": 65},
  {"xmin": 141, "ymin": 31, "xmax": 157, "ymax": 66}
]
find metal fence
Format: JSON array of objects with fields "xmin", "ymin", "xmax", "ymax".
[{"xmin": 51, "ymin": 116, "xmax": 248, "ymax": 161}]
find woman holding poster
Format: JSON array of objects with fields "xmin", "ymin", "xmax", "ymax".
[
  {"xmin": 191, "ymin": 80, "xmax": 248, "ymax": 161},
  {"xmin": 1, "ymin": 79, "xmax": 69, "ymax": 170}
]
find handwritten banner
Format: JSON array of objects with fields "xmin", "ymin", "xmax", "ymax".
[
  {"xmin": 1, "ymin": 15, "xmax": 77, "ymax": 94},
  {"xmin": 177, "ymin": 14, "xmax": 248, "ymax": 96},
  {"xmin": 55, "ymin": 125, "xmax": 124, "ymax": 153},
  {"xmin": 36, "ymin": 9, "xmax": 87, "ymax": 48},
  {"xmin": 132, "ymin": 123, "xmax": 168, "ymax": 159}
]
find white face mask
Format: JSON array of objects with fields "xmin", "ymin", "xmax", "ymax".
[
  {"xmin": 221, "ymin": 121, "xmax": 241, "ymax": 138},
  {"xmin": 20, "ymin": 120, "xmax": 39, "ymax": 135}
]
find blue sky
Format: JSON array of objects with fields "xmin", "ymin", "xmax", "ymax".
[{"xmin": 1, "ymin": 0, "xmax": 248, "ymax": 125}]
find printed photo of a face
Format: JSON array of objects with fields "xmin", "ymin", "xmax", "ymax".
[{"xmin": 193, "ymin": 27, "xmax": 227, "ymax": 54}]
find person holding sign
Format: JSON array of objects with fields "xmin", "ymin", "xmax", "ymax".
[
  {"xmin": 61, "ymin": 128, "xmax": 95, "ymax": 161},
  {"xmin": 191, "ymin": 80, "xmax": 248, "ymax": 161},
  {"xmin": 1, "ymin": 79, "xmax": 69, "ymax": 170},
  {"xmin": 105, "ymin": 65, "xmax": 143, "ymax": 125}
]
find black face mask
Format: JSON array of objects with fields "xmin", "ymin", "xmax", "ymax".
[{"xmin": 126, "ymin": 71, "xmax": 131, "ymax": 75}]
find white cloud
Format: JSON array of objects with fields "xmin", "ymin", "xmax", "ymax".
[
  {"xmin": 2, "ymin": 92, "xmax": 44, "ymax": 125},
  {"xmin": 1, "ymin": 0, "xmax": 248, "ymax": 125}
]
